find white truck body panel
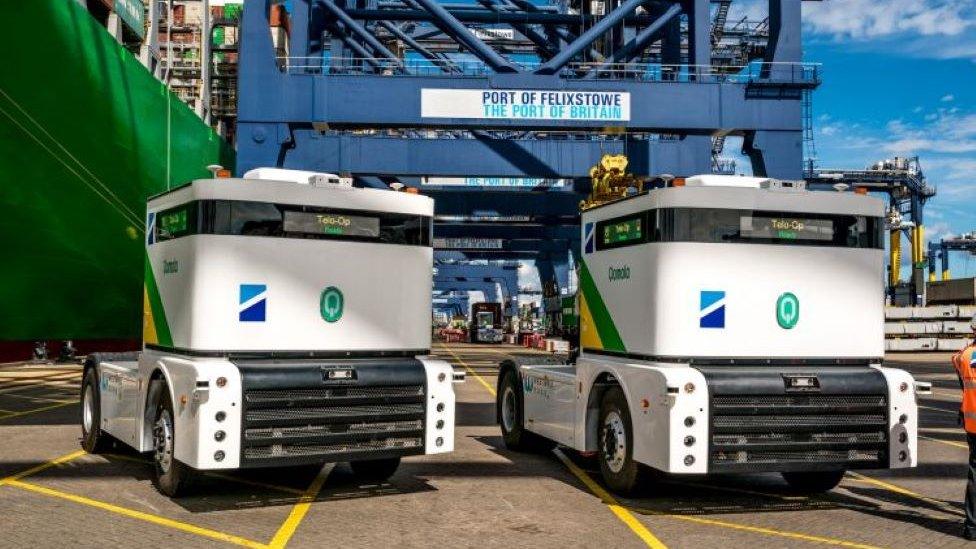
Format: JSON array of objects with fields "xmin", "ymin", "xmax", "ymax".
[{"xmin": 97, "ymin": 351, "xmax": 457, "ymax": 469}]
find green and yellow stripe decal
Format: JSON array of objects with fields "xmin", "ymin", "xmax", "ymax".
[
  {"xmin": 578, "ymin": 260, "xmax": 625, "ymax": 352},
  {"xmin": 143, "ymin": 256, "xmax": 173, "ymax": 347}
]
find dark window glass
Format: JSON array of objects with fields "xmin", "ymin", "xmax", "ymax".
[
  {"xmin": 151, "ymin": 200, "xmax": 431, "ymax": 246},
  {"xmin": 664, "ymin": 208, "xmax": 882, "ymax": 249}
]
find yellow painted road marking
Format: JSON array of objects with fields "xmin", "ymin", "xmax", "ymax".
[
  {"xmin": 439, "ymin": 343, "xmax": 497, "ymax": 396},
  {"xmin": 845, "ymin": 471, "xmax": 963, "ymax": 517},
  {"xmin": 6, "ymin": 479, "xmax": 267, "ymax": 548},
  {"xmin": 554, "ymin": 449, "xmax": 668, "ymax": 549},
  {"xmin": 266, "ymin": 464, "xmax": 334, "ymax": 549},
  {"xmin": 443, "ymin": 343, "xmax": 667, "ymax": 547},
  {"xmin": 0, "ymin": 400, "xmax": 76, "ymax": 421},
  {"xmin": 631, "ymin": 509, "xmax": 883, "ymax": 549},
  {"xmin": 919, "ymin": 434, "xmax": 969, "ymax": 450},
  {"xmin": 0, "ymin": 449, "xmax": 87, "ymax": 486}
]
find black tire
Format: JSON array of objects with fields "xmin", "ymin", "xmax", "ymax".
[
  {"xmin": 152, "ymin": 389, "xmax": 195, "ymax": 497},
  {"xmin": 80, "ymin": 368, "xmax": 112, "ymax": 453},
  {"xmin": 497, "ymin": 369, "xmax": 555, "ymax": 453},
  {"xmin": 350, "ymin": 457, "xmax": 401, "ymax": 482},
  {"xmin": 781, "ymin": 470, "xmax": 846, "ymax": 494},
  {"xmin": 598, "ymin": 386, "xmax": 649, "ymax": 496}
]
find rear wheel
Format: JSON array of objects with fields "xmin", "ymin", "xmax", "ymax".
[
  {"xmin": 152, "ymin": 390, "xmax": 195, "ymax": 497},
  {"xmin": 350, "ymin": 457, "xmax": 401, "ymax": 482},
  {"xmin": 498, "ymin": 369, "xmax": 555, "ymax": 453},
  {"xmin": 781, "ymin": 470, "xmax": 845, "ymax": 493},
  {"xmin": 80, "ymin": 369, "xmax": 112, "ymax": 453},
  {"xmin": 598, "ymin": 386, "xmax": 649, "ymax": 496}
]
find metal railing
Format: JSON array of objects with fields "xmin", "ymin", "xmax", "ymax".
[{"xmin": 278, "ymin": 57, "xmax": 821, "ymax": 85}]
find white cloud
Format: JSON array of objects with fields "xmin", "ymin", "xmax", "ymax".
[
  {"xmin": 941, "ymin": 94, "xmax": 956, "ymax": 102},
  {"xmin": 804, "ymin": 0, "xmax": 976, "ymax": 39},
  {"xmin": 801, "ymin": 0, "xmax": 976, "ymax": 60}
]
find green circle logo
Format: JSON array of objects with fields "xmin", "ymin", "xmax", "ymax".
[
  {"xmin": 776, "ymin": 292, "xmax": 799, "ymax": 329},
  {"xmin": 320, "ymin": 287, "xmax": 344, "ymax": 323}
]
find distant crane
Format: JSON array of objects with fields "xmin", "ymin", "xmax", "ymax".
[
  {"xmin": 928, "ymin": 233, "xmax": 976, "ymax": 282},
  {"xmin": 805, "ymin": 156, "xmax": 937, "ymax": 305}
]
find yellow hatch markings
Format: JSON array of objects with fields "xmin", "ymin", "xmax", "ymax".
[
  {"xmin": 633, "ymin": 509, "xmax": 884, "ymax": 549},
  {"xmin": 845, "ymin": 471, "xmax": 963, "ymax": 517},
  {"xmin": 0, "ymin": 400, "xmax": 76, "ymax": 422},
  {"xmin": 266, "ymin": 464, "xmax": 333, "ymax": 549},
  {"xmin": 554, "ymin": 449, "xmax": 668, "ymax": 549},
  {"xmin": 0, "ymin": 449, "xmax": 87, "ymax": 486},
  {"xmin": 100, "ymin": 453, "xmax": 309, "ymax": 496},
  {"xmin": 2, "ymin": 450, "xmax": 334, "ymax": 548},
  {"xmin": 438, "ymin": 342, "xmax": 666, "ymax": 548},
  {"xmin": 438, "ymin": 343, "xmax": 497, "ymax": 396},
  {"xmin": 919, "ymin": 434, "xmax": 968, "ymax": 450},
  {"xmin": 6, "ymin": 479, "xmax": 267, "ymax": 548}
]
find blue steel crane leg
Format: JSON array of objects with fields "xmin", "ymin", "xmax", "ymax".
[
  {"xmin": 535, "ymin": 0, "xmax": 652, "ymax": 75},
  {"xmin": 584, "ymin": 3, "xmax": 682, "ymax": 78},
  {"xmin": 686, "ymin": 0, "xmax": 710, "ymax": 69},
  {"xmin": 763, "ymin": 0, "xmax": 802, "ymax": 79},
  {"xmin": 740, "ymin": 1, "xmax": 804, "ymax": 178},
  {"xmin": 409, "ymin": 0, "xmax": 520, "ymax": 73},
  {"xmin": 742, "ymin": 130, "xmax": 803, "ymax": 179}
]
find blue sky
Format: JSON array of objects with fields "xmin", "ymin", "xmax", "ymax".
[{"xmin": 732, "ymin": 0, "xmax": 976, "ymax": 276}]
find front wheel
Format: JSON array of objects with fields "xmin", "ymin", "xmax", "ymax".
[
  {"xmin": 80, "ymin": 369, "xmax": 112, "ymax": 453},
  {"xmin": 350, "ymin": 457, "xmax": 400, "ymax": 482},
  {"xmin": 781, "ymin": 470, "xmax": 845, "ymax": 493},
  {"xmin": 598, "ymin": 386, "xmax": 650, "ymax": 496},
  {"xmin": 498, "ymin": 369, "xmax": 555, "ymax": 453},
  {"xmin": 152, "ymin": 389, "xmax": 195, "ymax": 497}
]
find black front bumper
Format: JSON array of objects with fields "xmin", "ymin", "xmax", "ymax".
[
  {"xmin": 698, "ymin": 366, "xmax": 890, "ymax": 473},
  {"xmin": 234, "ymin": 357, "xmax": 427, "ymax": 468}
]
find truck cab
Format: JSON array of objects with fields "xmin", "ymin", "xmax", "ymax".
[
  {"xmin": 81, "ymin": 169, "xmax": 460, "ymax": 496},
  {"xmin": 497, "ymin": 175, "xmax": 919, "ymax": 495}
]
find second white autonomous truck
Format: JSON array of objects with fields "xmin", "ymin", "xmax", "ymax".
[
  {"xmin": 497, "ymin": 175, "xmax": 922, "ymax": 494},
  {"xmin": 81, "ymin": 169, "xmax": 461, "ymax": 496}
]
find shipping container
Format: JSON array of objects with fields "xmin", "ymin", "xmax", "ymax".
[{"xmin": 927, "ymin": 278, "xmax": 976, "ymax": 305}]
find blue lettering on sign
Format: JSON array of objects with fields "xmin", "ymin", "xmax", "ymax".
[
  {"xmin": 239, "ymin": 284, "xmax": 267, "ymax": 322},
  {"xmin": 699, "ymin": 290, "xmax": 726, "ymax": 329}
]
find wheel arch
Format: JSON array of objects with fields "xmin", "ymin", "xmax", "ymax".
[
  {"xmin": 584, "ymin": 370, "xmax": 627, "ymax": 452},
  {"xmin": 141, "ymin": 365, "xmax": 175, "ymax": 451}
]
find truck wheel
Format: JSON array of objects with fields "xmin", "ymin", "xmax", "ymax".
[
  {"xmin": 781, "ymin": 470, "xmax": 846, "ymax": 493},
  {"xmin": 80, "ymin": 369, "xmax": 112, "ymax": 453},
  {"xmin": 498, "ymin": 369, "xmax": 555, "ymax": 453},
  {"xmin": 598, "ymin": 386, "xmax": 648, "ymax": 496},
  {"xmin": 350, "ymin": 457, "xmax": 401, "ymax": 481},
  {"xmin": 152, "ymin": 389, "xmax": 194, "ymax": 497}
]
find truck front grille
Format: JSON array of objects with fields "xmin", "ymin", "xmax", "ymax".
[
  {"xmin": 240, "ymin": 384, "xmax": 426, "ymax": 466},
  {"xmin": 709, "ymin": 394, "xmax": 888, "ymax": 472}
]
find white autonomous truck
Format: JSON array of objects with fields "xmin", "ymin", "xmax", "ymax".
[
  {"xmin": 81, "ymin": 169, "xmax": 459, "ymax": 496},
  {"xmin": 497, "ymin": 175, "xmax": 921, "ymax": 495}
]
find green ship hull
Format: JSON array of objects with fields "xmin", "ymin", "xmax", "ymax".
[{"xmin": 0, "ymin": 0, "xmax": 234, "ymax": 341}]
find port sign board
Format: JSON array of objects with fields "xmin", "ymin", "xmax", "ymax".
[
  {"xmin": 421, "ymin": 89, "xmax": 630, "ymax": 122},
  {"xmin": 114, "ymin": 0, "xmax": 145, "ymax": 38},
  {"xmin": 433, "ymin": 238, "xmax": 504, "ymax": 250}
]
